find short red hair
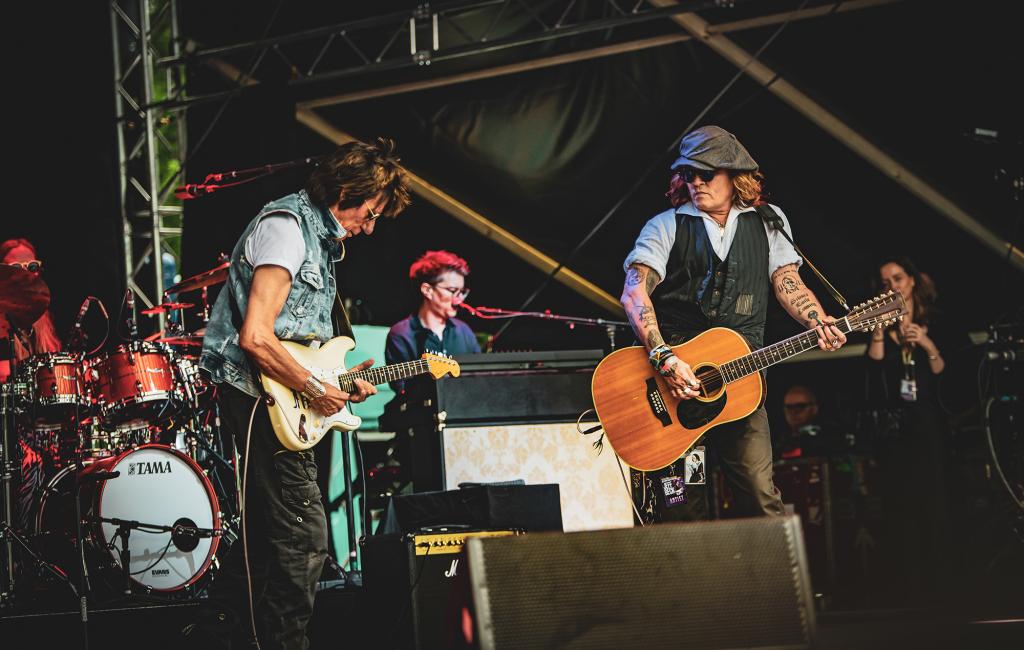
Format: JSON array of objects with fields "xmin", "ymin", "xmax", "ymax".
[{"xmin": 409, "ymin": 250, "xmax": 470, "ymax": 287}]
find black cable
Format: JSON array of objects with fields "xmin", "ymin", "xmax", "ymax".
[
  {"xmin": 355, "ymin": 432, "xmax": 368, "ymax": 540},
  {"xmin": 490, "ymin": 0, "xmax": 813, "ymax": 345},
  {"xmin": 126, "ymin": 536, "xmax": 176, "ymax": 576},
  {"xmin": 389, "ymin": 543, "xmax": 432, "ymax": 650}
]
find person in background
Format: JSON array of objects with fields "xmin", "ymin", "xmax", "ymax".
[
  {"xmin": 384, "ymin": 250, "xmax": 480, "ymax": 395},
  {"xmin": 0, "ymin": 238, "xmax": 61, "ymax": 383},
  {"xmin": 0, "ymin": 238, "xmax": 62, "ymax": 531},
  {"xmin": 866, "ymin": 255, "xmax": 958, "ymax": 606}
]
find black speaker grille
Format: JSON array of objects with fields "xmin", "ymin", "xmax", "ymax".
[{"xmin": 467, "ymin": 516, "xmax": 814, "ymax": 649}]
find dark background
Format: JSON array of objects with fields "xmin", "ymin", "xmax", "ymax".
[
  {"xmin": 9, "ymin": 0, "xmax": 1020, "ymax": 425},
  {"xmin": 4, "ymin": 0, "xmax": 1021, "ymax": 615}
]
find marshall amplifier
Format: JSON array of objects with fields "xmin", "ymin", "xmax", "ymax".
[{"xmin": 362, "ymin": 529, "xmax": 523, "ymax": 650}]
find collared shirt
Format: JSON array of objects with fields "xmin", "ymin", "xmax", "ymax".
[
  {"xmin": 623, "ymin": 202, "xmax": 802, "ymax": 281},
  {"xmin": 385, "ymin": 314, "xmax": 480, "ymax": 393}
]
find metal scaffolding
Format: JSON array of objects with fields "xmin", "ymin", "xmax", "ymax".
[{"xmin": 110, "ymin": 0, "xmax": 188, "ymax": 332}]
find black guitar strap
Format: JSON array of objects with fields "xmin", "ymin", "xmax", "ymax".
[{"xmin": 754, "ymin": 204, "xmax": 850, "ymax": 313}]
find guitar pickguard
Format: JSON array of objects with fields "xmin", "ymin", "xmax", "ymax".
[{"xmin": 676, "ymin": 390, "xmax": 727, "ymax": 429}]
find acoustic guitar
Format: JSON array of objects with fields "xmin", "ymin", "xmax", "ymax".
[{"xmin": 591, "ymin": 289, "xmax": 905, "ymax": 471}]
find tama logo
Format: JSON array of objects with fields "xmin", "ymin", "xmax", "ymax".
[
  {"xmin": 128, "ymin": 461, "xmax": 173, "ymax": 475},
  {"xmin": 151, "ymin": 569, "xmax": 170, "ymax": 576}
]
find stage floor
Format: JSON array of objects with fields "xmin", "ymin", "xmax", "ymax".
[{"xmin": 2, "ymin": 587, "xmax": 1021, "ymax": 649}]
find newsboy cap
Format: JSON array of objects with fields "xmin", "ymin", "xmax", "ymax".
[{"xmin": 671, "ymin": 125, "xmax": 758, "ymax": 172}]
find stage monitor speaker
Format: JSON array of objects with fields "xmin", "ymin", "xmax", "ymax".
[{"xmin": 465, "ymin": 515, "xmax": 815, "ymax": 649}]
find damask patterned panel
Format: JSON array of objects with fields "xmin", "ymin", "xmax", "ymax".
[{"xmin": 443, "ymin": 422, "xmax": 634, "ymax": 532}]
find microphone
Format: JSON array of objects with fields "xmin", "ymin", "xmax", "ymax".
[
  {"xmin": 459, "ymin": 302, "xmax": 481, "ymax": 316},
  {"xmin": 67, "ymin": 296, "xmax": 93, "ymax": 349},
  {"xmin": 171, "ymin": 517, "xmax": 221, "ymax": 552},
  {"xmin": 126, "ymin": 289, "xmax": 138, "ymax": 341},
  {"xmin": 174, "ymin": 183, "xmax": 217, "ymax": 200},
  {"xmin": 987, "ymin": 348, "xmax": 1019, "ymax": 363},
  {"xmin": 79, "ymin": 470, "xmax": 120, "ymax": 484}
]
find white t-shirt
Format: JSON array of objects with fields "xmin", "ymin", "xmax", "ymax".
[
  {"xmin": 623, "ymin": 202, "xmax": 802, "ymax": 281},
  {"xmin": 244, "ymin": 214, "xmax": 306, "ymax": 279}
]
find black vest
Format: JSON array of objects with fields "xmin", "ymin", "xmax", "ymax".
[{"xmin": 652, "ymin": 209, "xmax": 770, "ymax": 348}]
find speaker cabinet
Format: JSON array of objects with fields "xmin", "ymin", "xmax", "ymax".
[
  {"xmin": 442, "ymin": 422, "xmax": 633, "ymax": 532},
  {"xmin": 465, "ymin": 515, "xmax": 816, "ymax": 649}
]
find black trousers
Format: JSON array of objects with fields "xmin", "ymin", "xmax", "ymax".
[
  {"xmin": 633, "ymin": 407, "xmax": 785, "ymax": 523},
  {"xmin": 198, "ymin": 383, "xmax": 328, "ymax": 650}
]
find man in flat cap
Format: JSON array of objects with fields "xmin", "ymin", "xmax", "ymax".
[{"xmin": 620, "ymin": 125, "xmax": 846, "ymax": 523}]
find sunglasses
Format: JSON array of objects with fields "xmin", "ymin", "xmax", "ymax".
[
  {"xmin": 7, "ymin": 260, "xmax": 43, "ymax": 272},
  {"xmin": 364, "ymin": 200, "xmax": 381, "ymax": 222},
  {"xmin": 676, "ymin": 167, "xmax": 718, "ymax": 184}
]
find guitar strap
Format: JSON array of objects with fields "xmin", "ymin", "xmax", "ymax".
[
  {"xmin": 329, "ymin": 260, "xmax": 355, "ymax": 342},
  {"xmin": 753, "ymin": 204, "xmax": 850, "ymax": 313}
]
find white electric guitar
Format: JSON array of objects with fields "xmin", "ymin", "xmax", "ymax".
[{"xmin": 260, "ymin": 335, "xmax": 461, "ymax": 451}]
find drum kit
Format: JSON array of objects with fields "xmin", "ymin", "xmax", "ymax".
[{"xmin": 0, "ymin": 261, "xmax": 236, "ymax": 607}]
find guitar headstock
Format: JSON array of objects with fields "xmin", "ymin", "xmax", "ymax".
[
  {"xmin": 422, "ymin": 352, "xmax": 461, "ymax": 379},
  {"xmin": 847, "ymin": 289, "xmax": 906, "ymax": 333}
]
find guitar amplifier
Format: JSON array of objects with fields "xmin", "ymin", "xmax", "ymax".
[{"xmin": 362, "ymin": 529, "xmax": 523, "ymax": 650}]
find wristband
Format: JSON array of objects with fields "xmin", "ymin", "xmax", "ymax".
[
  {"xmin": 302, "ymin": 375, "xmax": 327, "ymax": 401},
  {"xmin": 648, "ymin": 344, "xmax": 674, "ymax": 372}
]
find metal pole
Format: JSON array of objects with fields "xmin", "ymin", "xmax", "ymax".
[{"xmin": 140, "ymin": 0, "xmax": 166, "ymax": 330}]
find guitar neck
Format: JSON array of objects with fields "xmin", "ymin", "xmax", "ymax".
[
  {"xmin": 720, "ymin": 318, "xmax": 854, "ymax": 383},
  {"xmin": 335, "ymin": 359, "xmax": 431, "ymax": 392}
]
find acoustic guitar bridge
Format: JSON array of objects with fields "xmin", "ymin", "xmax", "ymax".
[{"xmin": 646, "ymin": 378, "xmax": 672, "ymax": 427}]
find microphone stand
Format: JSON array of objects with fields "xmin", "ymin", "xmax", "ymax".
[{"xmin": 462, "ymin": 304, "xmax": 630, "ymax": 350}]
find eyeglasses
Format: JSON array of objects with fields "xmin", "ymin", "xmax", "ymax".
[
  {"xmin": 676, "ymin": 167, "xmax": 717, "ymax": 184},
  {"xmin": 784, "ymin": 402, "xmax": 815, "ymax": 411},
  {"xmin": 6, "ymin": 260, "xmax": 43, "ymax": 272},
  {"xmin": 364, "ymin": 200, "xmax": 382, "ymax": 222},
  {"xmin": 433, "ymin": 284, "xmax": 470, "ymax": 299}
]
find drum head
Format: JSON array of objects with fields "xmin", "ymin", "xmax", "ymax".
[{"xmin": 97, "ymin": 445, "xmax": 220, "ymax": 591}]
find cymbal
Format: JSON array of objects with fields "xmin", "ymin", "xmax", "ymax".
[
  {"xmin": 0, "ymin": 265, "xmax": 51, "ymax": 328},
  {"xmin": 141, "ymin": 301, "xmax": 195, "ymax": 315},
  {"xmin": 155, "ymin": 334, "xmax": 204, "ymax": 347},
  {"xmin": 165, "ymin": 262, "xmax": 229, "ymax": 294}
]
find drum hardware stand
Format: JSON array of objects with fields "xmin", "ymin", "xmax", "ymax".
[
  {"xmin": 0, "ymin": 326, "xmax": 31, "ymax": 608},
  {"xmin": 88, "ymin": 514, "xmax": 222, "ymax": 596}
]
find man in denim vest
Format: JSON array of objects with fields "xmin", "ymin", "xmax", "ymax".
[
  {"xmin": 621, "ymin": 126, "xmax": 846, "ymax": 523},
  {"xmin": 183, "ymin": 138, "xmax": 411, "ymax": 650}
]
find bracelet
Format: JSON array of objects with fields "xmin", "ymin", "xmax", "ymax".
[
  {"xmin": 648, "ymin": 344, "xmax": 674, "ymax": 371},
  {"xmin": 302, "ymin": 375, "xmax": 327, "ymax": 401},
  {"xmin": 927, "ymin": 353, "xmax": 940, "ymax": 361}
]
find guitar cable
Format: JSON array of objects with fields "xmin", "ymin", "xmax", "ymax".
[
  {"xmin": 241, "ymin": 397, "xmax": 262, "ymax": 650},
  {"xmin": 576, "ymin": 409, "xmax": 647, "ymax": 527}
]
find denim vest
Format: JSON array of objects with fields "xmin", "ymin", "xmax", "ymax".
[{"xmin": 200, "ymin": 190, "xmax": 349, "ymax": 397}]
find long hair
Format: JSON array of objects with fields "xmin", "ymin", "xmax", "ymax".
[
  {"xmin": 306, "ymin": 137, "xmax": 411, "ymax": 217},
  {"xmin": 1, "ymin": 238, "xmax": 61, "ymax": 357},
  {"xmin": 666, "ymin": 170, "xmax": 767, "ymax": 209},
  {"xmin": 878, "ymin": 255, "xmax": 937, "ymax": 324}
]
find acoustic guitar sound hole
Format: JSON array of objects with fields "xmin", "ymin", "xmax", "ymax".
[{"xmin": 693, "ymin": 364, "xmax": 724, "ymax": 400}]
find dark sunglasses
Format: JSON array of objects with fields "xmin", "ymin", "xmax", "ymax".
[
  {"xmin": 7, "ymin": 260, "xmax": 43, "ymax": 272},
  {"xmin": 676, "ymin": 167, "xmax": 718, "ymax": 184}
]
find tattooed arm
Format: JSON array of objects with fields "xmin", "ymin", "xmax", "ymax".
[
  {"xmin": 771, "ymin": 263, "xmax": 847, "ymax": 351},
  {"xmin": 621, "ymin": 263, "xmax": 701, "ymax": 399}
]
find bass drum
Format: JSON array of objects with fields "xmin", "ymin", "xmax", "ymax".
[{"xmin": 36, "ymin": 444, "xmax": 221, "ymax": 593}]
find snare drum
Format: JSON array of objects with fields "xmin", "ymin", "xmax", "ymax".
[
  {"xmin": 76, "ymin": 418, "xmax": 157, "ymax": 460},
  {"xmin": 90, "ymin": 342, "xmax": 178, "ymax": 421},
  {"xmin": 17, "ymin": 353, "xmax": 89, "ymax": 416},
  {"xmin": 35, "ymin": 444, "xmax": 221, "ymax": 593}
]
